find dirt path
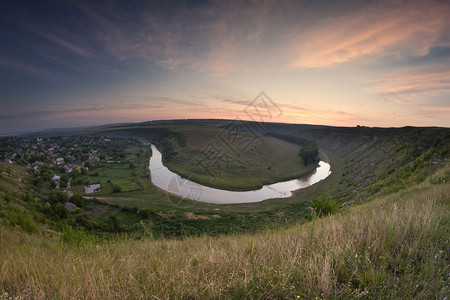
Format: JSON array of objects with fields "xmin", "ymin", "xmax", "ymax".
[
  {"xmin": 83, "ymin": 196, "xmax": 143, "ymax": 202},
  {"xmin": 66, "ymin": 177, "xmax": 74, "ymax": 197}
]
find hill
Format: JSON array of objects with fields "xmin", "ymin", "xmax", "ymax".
[
  {"xmin": 1, "ymin": 177, "xmax": 448, "ymax": 299},
  {"xmin": 0, "ymin": 120, "xmax": 449, "ymax": 298}
]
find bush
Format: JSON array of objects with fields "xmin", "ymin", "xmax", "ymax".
[
  {"xmin": 139, "ymin": 208, "xmax": 152, "ymax": 219},
  {"xmin": 112, "ymin": 184, "xmax": 122, "ymax": 193},
  {"xmin": 310, "ymin": 194, "xmax": 339, "ymax": 216},
  {"xmin": 69, "ymin": 194, "xmax": 85, "ymax": 207},
  {"xmin": 54, "ymin": 203, "xmax": 68, "ymax": 219},
  {"xmin": 104, "ymin": 215, "xmax": 121, "ymax": 232},
  {"xmin": 3, "ymin": 209, "xmax": 39, "ymax": 234}
]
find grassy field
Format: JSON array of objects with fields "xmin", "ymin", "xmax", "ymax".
[
  {"xmin": 1, "ymin": 180, "xmax": 448, "ymax": 299},
  {"xmin": 72, "ymin": 144, "xmax": 153, "ymax": 196},
  {"xmin": 163, "ymin": 125, "xmax": 318, "ymax": 191}
]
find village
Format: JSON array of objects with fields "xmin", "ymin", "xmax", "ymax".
[{"xmin": 0, "ymin": 135, "xmax": 127, "ymax": 194}]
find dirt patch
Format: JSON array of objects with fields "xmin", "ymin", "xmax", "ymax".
[
  {"xmin": 185, "ymin": 212, "xmax": 210, "ymax": 219},
  {"xmin": 276, "ymin": 211, "xmax": 285, "ymax": 217},
  {"xmin": 83, "ymin": 204, "xmax": 114, "ymax": 219},
  {"xmin": 157, "ymin": 211, "xmax": 176, "ymax": 218}
]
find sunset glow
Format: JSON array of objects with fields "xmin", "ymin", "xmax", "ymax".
[{"xmin": 1, "ymin": 0, "xmax": 449, "ymax": 133}]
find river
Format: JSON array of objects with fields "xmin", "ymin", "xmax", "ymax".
[{"xmin": 149, "ymin": 144, "xmax": 331, "ymax": 204}]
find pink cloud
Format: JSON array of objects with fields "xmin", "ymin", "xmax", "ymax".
[
  {"xmin": 290, "ymin": 1, "xmax": 450, "ymax": 68},
  {"xmin": 369, "ymin": 68, "xmax": 450, "ymax": 97}
]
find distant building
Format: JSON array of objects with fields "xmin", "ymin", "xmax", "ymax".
[
  {"xmin": 56, "ymin": 158, "xmax": 64, "ymax": 165},
  {"xmin": 64, "ymin": 202, "xmax": 77, "ymax": 211},
  {"xmin": 3, "ymin": 158, "xmax": 12, "ymax": 164},
  {"xmin": 51, "ymin": 175, "xmax": 60, "ymax": 184}
]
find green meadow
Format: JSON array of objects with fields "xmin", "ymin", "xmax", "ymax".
[{"xmin": 163, "ymin": 125, "xmax": 318, "ymax": 190}]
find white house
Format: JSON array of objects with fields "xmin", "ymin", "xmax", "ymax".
[{"xmin": 51, "ymin": 175, "xmax": 60, "ymax": 184}]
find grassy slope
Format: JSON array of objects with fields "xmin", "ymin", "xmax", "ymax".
[
  {"xmin": 0, "ymin": 163, "xmax": 40, "ymax": 234},
  {"xmin": 0, "ymin": 162, "xmax": 26, "ymax": 195},
  {"xmin": 294, "ymin": 126, "xmax": 450, "ymax": 201},
  {"xmin": 1, "ymin": 179, "xmax": 448, "ymax": 299}
]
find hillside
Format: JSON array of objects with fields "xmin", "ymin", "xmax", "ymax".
[
  {"xmin": 1, "ymin": 177, "xmax": 448, "ymax": 299},
  {"xmin": 1, "ymin": 123, "xmax": 449, "ymax": 236},
  {"xmin": 266, "ymin": 125, "xmax": 450, "ymax": 204},
  {"xmin": 0, "ymin": 121, "xmax": 449, "ymax": 298}
]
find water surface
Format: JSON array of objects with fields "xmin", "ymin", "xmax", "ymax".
[{"xmin": 149, "ymin": 144, "xmax": 331, "ymax": 204}]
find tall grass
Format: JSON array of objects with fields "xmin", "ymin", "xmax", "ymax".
[{"xmin": 1, "ymin": 183, "xmax": 448, "ymax": 299}]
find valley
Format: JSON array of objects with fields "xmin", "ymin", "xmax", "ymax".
[{"xmin": 0, "ymin": 120, "xmax": 449, "ymax": 299}]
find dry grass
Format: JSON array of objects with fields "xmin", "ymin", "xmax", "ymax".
[{"xmin": 1, "ymin": 183, "xmax": 448, "ymax": 299}]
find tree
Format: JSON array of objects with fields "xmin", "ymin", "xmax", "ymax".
[
  {"xmin": 298, "ymin": 144, "xmax": 319, "ymax": 166},
  {"xmin": 69, "ymin": 194, "xmax": 85, "ymax": 208},
  {"xmin": 54, "ymin": 203, "xmax": 68, "ymax": 219}
]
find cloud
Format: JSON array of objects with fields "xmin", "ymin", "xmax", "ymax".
[
  {"xmin": 290, "ymin": 1, "xmax": 450, "ymax": 68},
  {"xmin": 69, "ymin": 0, "xmax": 276, "ymax": 76},
  {"xmin": 369, "ymin": 67, "xmax": 450, "ymax": 98},
  {"xmin": 364, "ymin": 64, "xmax": 450, "ymax": 127},
  {"xmin": 223, "ymin": 98, "xmax": 361, "ymax": 124},
  {"xmin": 24, "ymin": 24, "xmax": 94, "ymax": 58},
  {"xmin": 222, "ymin": 99, "xmax": 251, "ymax": 106},
  {"xmin": 0, "ymin": 58, "xmax": 63, "ymax": 81},
  {"xmin": 0, "ymin": 95, "xmax": 207, "ymax": 121},
  {"xmin": 36, "ymin": 31, "xmax": 93, "ymax": 58}
]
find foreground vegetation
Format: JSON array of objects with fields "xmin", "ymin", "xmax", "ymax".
[{"xmin": 1, "ymin": 181, "xmax": 448, "ymax": 299}]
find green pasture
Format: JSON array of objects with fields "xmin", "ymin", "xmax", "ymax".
[{"xmin": 163, "ymin": 125, "xmax": 318, "ymax": 190}]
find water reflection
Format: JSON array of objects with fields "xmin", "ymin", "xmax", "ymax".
[{"xmin": 149, "ymin": 144, "xmax": 331, "ymax": 204}]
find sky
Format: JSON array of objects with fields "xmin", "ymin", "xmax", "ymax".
[{"xmin": 1, "ymin": 0, "xmax": 449, "ymax": 134}]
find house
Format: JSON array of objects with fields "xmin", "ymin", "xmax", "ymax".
[
  {"xmin": 51, "ymin": 175, "xmax": 60, "ymax": 184},
  {"xmin": 3, "ymin": 158, "xmax": 12, "ymax": 164},
  {"xmin": 63, "ymin": 165, "xmax": 73, "ymax": 173},
  {"xmin": 64, "ymin": 202, "xmax": 77, "ymax": 211},
  {"xmin": 56, "ymin": 158, "xmax": 64, "ymax": 165}
]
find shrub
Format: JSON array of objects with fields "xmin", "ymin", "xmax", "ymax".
[
  {"xmin": 139, "ymin": 208, "xmax": 152, "ymax": 219},
  {"xmin": 310, "ymin": 194, "xmax": 339, "ymax": 216},
  {"xmin": 54, "ymin": 203, "xmax": 68, "ymax": 219},
  {"xmin": 69, "ymin": 194, "xmax": 85, "ymax": 207},
  {"xmin": 112, "ymin": 184, "xmax": 122, "ymax": 193}
]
